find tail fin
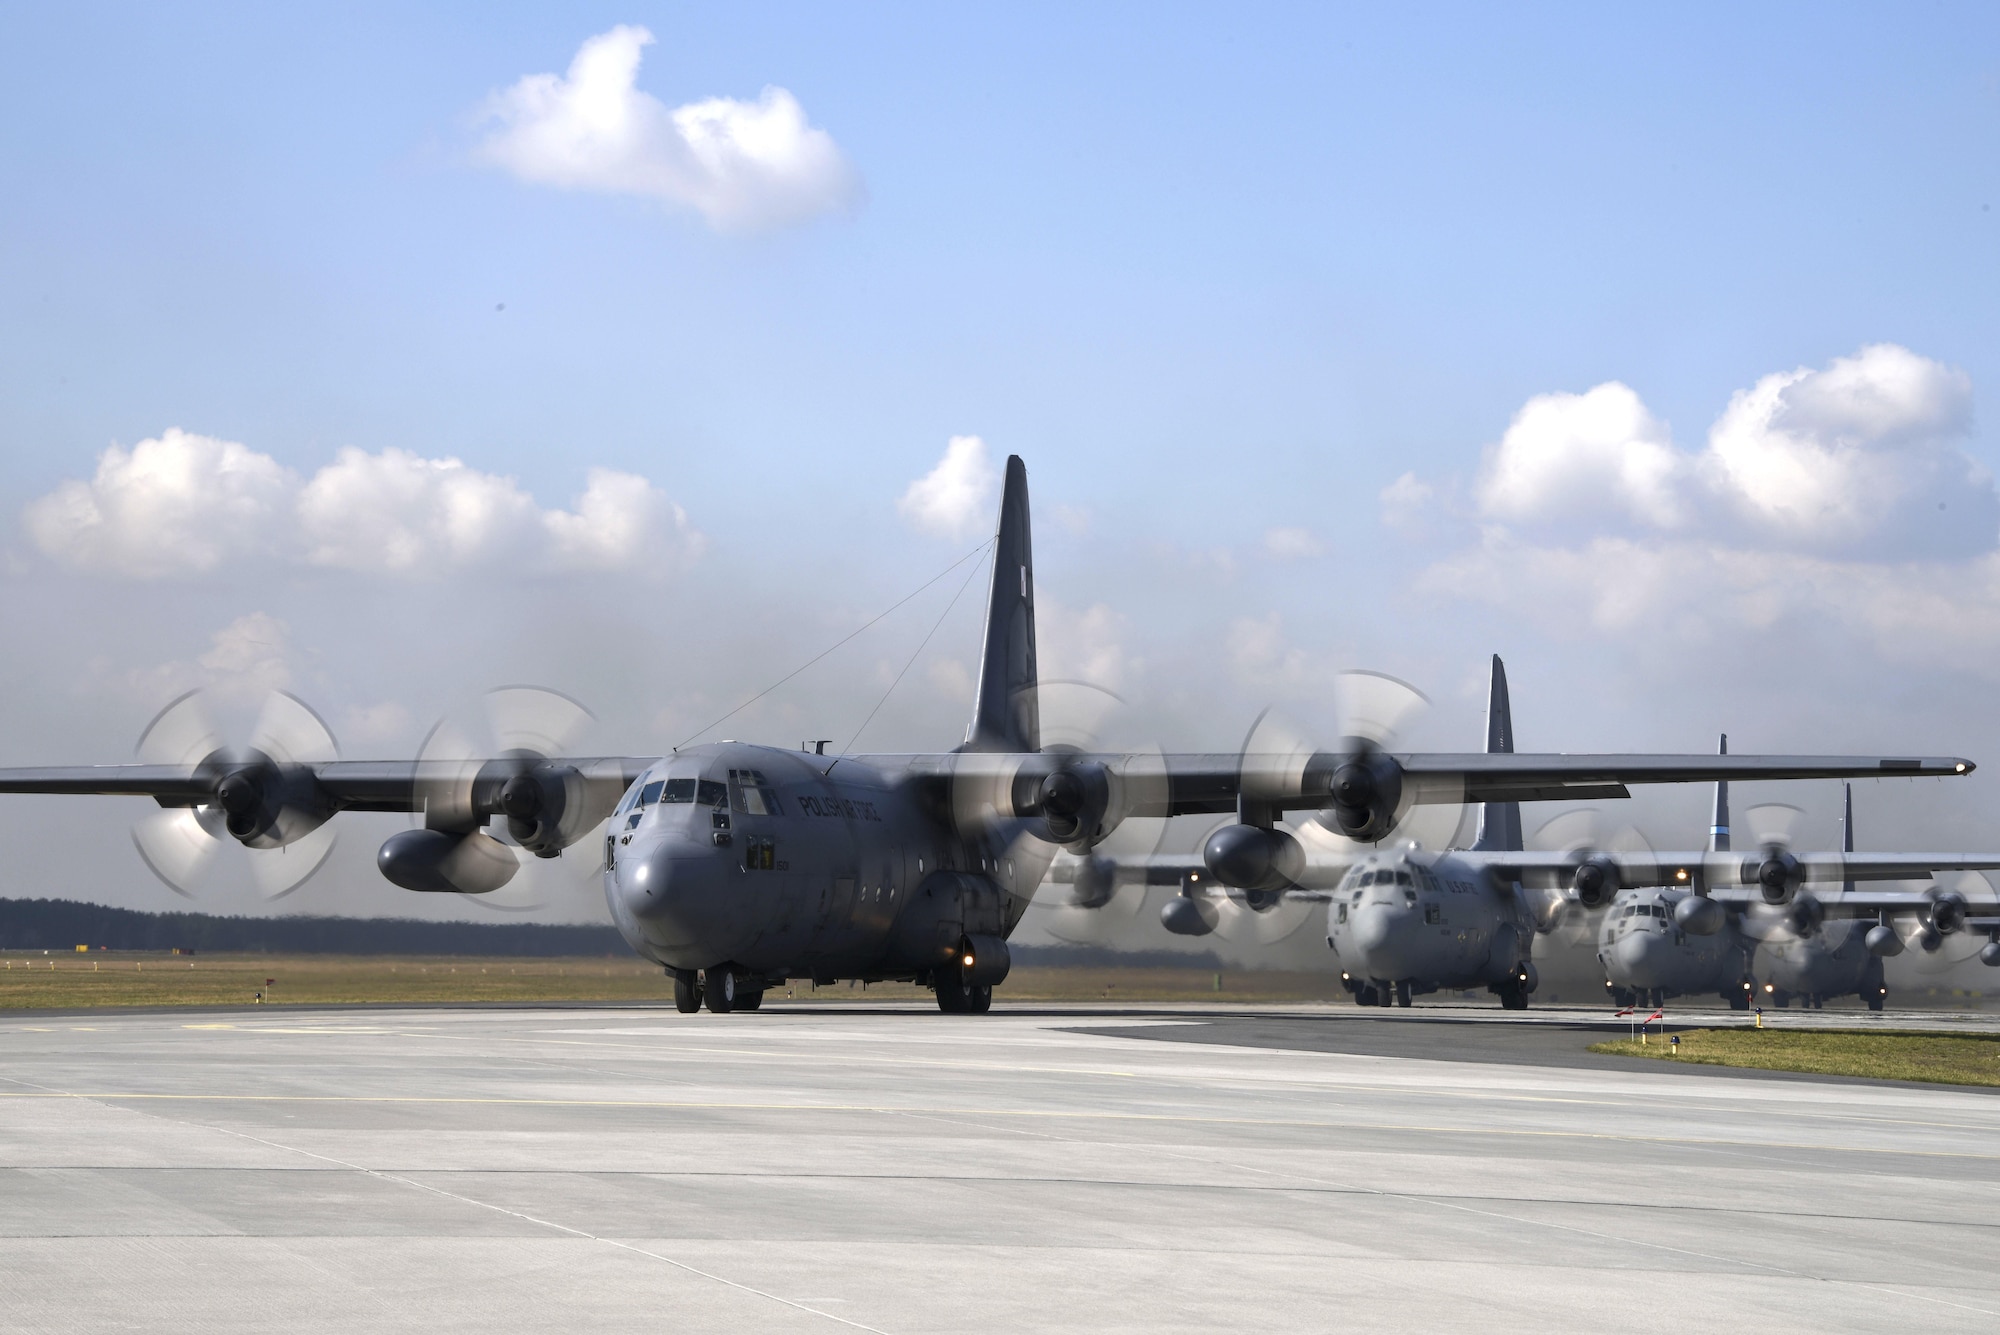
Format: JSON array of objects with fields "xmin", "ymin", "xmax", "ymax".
[
  {"xmin": 1472, "ymin": 655, "xmax": 1522, "ymax": 852},
  {"xmin": 1841, "ymin": 781, "xmax": 1855, "ymax": 896},
  {"xmin": 963, "ymin": 455, "xmax": 1039, "ymax": 753},
  {"xmin": 1708, "ymin": 733, "xmax": 1730, "ymax": 853}
]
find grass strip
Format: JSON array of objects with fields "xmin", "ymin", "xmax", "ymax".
[
  {"xmin": 0, "ymin": 953, "xmax": 1351, "ymax": 1010},
  {"xmin": 1590, "ymin": 1027, "xmax": 2000, "ymax": 1088}
]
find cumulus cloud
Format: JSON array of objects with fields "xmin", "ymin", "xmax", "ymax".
[
  {"xmin": 24, "ymin": 429, "xmax": 298, "ymax": 577},
  {"xmin": 25, "ymin": 430, "xmax": 703, "ymax": 580},
  {"xmin": 1263, "ymin": 527, "xmax": 1325, "ymax": 560},
  {"xmin": 1394, "ymin": 343, "xmax": 2000, "ymax": 681},
  {"xmin": 1456, "ymin": 344, "xmax": 1993, "ymax": 558},
  {"xmin": 1477, "ymin": 382, "xmax": 1686, "ymax": 529},
  {"xmin": 898, "ymin": 436, "xmax": 998, "ymax": 539},
  {"xmin": 474, "ymin": 25, "xmax": 860, "ymax": 232},
  {"xmin": 1379, "ymin": 472, "xmax": 1436, "ymax": 533}
]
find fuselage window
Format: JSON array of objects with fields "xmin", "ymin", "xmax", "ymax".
[
  {"xmin": 1395, "ymin": 871, "xmax": 1413, "ymax": 886},
  {"xmin": 1423, "ymin": 904, "xmax": 1442, "ymax": 925}
]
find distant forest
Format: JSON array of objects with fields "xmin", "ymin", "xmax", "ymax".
[
  {"xmin": 0, "ymin": 897, "xmax": 1227, "ymax": 968},
  {"xmin": 0, "ymin": 898, "xmax": 628, "ymax": 956}
]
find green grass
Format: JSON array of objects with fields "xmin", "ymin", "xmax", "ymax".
[
  {"xmin": 0, "ymin": 952, "xmax": 1349, "ymax": 1010},
  {"xmin": 1590, "ymin": 1027, "xmax": 2000, "ymax": 1087}
]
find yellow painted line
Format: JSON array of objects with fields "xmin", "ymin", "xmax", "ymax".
[{"xmin": 0, "ymin": 1090, "xmax": 1995, "ymax": 1161}]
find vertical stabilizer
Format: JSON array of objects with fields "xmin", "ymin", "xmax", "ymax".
[
  {"xmin": 963, "ymin": 455, "xmax": 1039, "ymax": 753},
  {"xmin": 1472, "ymin": 655, "xmax": 1522, "ymax": 852},
  {"xmin": 1841, "ymin": 781, "xmax": 1855, "ymax": 896},
  {"xmin": 1708, "ymin": 733, "xmax": 1730, "ymax": 853}
]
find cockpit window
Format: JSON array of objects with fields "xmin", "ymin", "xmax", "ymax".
[
  {"xmin": 729, "ymin": 769, "xmax": 783, "ymax": 817},
  {"xmin": 1358, "ymin": 870, "xmax": 1377, "ymax": 887},
  {"xmin": 659, "ymin": 778, "xmax": 729, "ymax": 807},
  {"xmin": 639, "ymin": 780, "xmax": 665, "ymax": 806},
  {"xmin": 1395, "ymin": 871, "xmax": 1413, "ymax": 886}
]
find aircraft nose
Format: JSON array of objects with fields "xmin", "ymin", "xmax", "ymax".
[
  {"xmin": 616, "ymin": 839, "xmax": 735, "ymax": 954},
  {"xmin": 1610, "ymin": 927, "xmax": 1671, "ymax": 984},
  {"xmin": 1349, "ymin": 904, "xmax": 1419, "ymax": 977}
]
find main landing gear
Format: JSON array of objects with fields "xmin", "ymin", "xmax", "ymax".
[
  {"xmin": 934, "ymin": 969, "xmax": 993, "ymax": 1014},
  {"xmin": 672, "ymin": 967, "xmax": 765, "ymax": 1014}
]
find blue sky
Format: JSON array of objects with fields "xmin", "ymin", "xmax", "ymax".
[{"xmin": 3, "ymin": 4, "xmax": 1999, "ymax": 923}]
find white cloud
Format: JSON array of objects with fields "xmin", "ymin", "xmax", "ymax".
[
  {"xmin": 24, "ymin": 429, "xmax": 297, "ymax": 577},
  {"xmin": 1396, "ymin": 343, "xmax": 2000, "ymax": 682},
  {"xmin": 1263, "ymin": 527, "xmax": 1324, "ymax": 560},
  {"xmin": 25, "ymin": 430, "xmax": 703, "ymax": 580},
  {"xmin": 197, "ymin": 612, "xmax": 295, "ymax": 701},
  {"xmin": 1037, "ymin": 597, "xmax": 1135, "ymax": 691},
  {"xmin": 898, "ymin": 436, "xmax": 998, "ymax": 539},
  {"xmin": 474, "ymin": 25, "xmax": 860, "ymax": 232},
  {"xmin": 1477, "ymin": 381, "xmax": 1686, "ymax": 529},
  {"xmin": 1702, "ymin": 344, "xmax": 1990, "ymax": 557},
  {"xmin": 1379, "ymin": 472, "xmax": 1436, "ymax": 533},
  {"xmin": 1453, "ymin": 345, "xmax": 1993, "ymax": 558}
]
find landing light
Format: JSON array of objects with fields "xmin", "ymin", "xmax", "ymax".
[
  {"xmin": 962, "ymin": 953, "xmax": 976, "ymax": 968},
  {"xmin": 1675, "ymin": 869, "xmax": 1689, "ymax": 882},
  {"xmin": 1958, "ymin": 763, "xmax": 1968, "ymax": 773},
  {"xmin": 1764, "ymin": 983, "xmax": 1775, "ymax": 993}
]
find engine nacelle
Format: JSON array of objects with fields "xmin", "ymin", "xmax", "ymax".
[
  {"xmin": 1751, "ymin": 850, "xmax": 1804, "ymax": 904},
  {"xmin": 211, "ymin": 756, "xmax": 335, "ymax": 850},
  {"xmin": 491, "ymin": 760, "xmax": 587, "ymax": 857},
  {"xmin": 378, "ymin": 828, "xmax": 519, "ymax": 894},
  {"xmin": 1324, "ymin": 746, "xmax": 1404, "ymax": 843},
  {"xmin": 1202, "ymin": 822, "xmax": 1304, "ymax": 892},
  {"xmin": 1927, "ymin": 890, "xmax": 1969, "ymax": 936},
  {"xmin": 1571, "ymin": 855, "xmax": 1620, "ymax": 908},
  {"xmin": 1785, "ymin": 892, "xmax": 1825, "ymax": 938},
  {"xmin": 1865, "ymin": 924, "xmax": 1904, "ymax": 957},
  {"xmin": 1069, "ymin": 855, "xmax": 1118, "ymax": 909},
  {"xmin": 1160, "ymin": 895, "xmax": 1218, "ymax": 936},
  {"xmin": 1037, "ymin": 762, "xmax": 1111, "ymax": 845},
  {"xmin": 1673, "ymin": 895, "xmax": 1723, "ymax": 936},
  {"xmin": 1982, "ymin": 940, "xmax": 2000, "ymax": 968}
]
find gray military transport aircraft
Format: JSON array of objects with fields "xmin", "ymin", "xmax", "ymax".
[
  {"xmin": 1052, "ymin": 657, "xmax": 1997, "ymax": 1009},
  {"xmin": 0, "ymin": 459, "xmax": 1981, "ymax": 1013},
  {"xmin": 1595, "ymin": 762, "xmax": 2000, "ymax": 1011}
]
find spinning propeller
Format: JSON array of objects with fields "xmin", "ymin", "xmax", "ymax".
[
  {"xmin": 382, "ymin": 687, "xmax": 611, "ymax": 914},
  {"xmin": 131, "ymin": 690, "xmax": 340, "ymax": 900},
  {"xmin": 1895, "ymin": 873, "xmax": 1994, "ymax": 975},
  {"xmin": 1021, "ymin": 682, "xmax": 1170, "ymax": 944},
  {"xmin": 1528, "ymin": 808, "xmax": 1658, "ymax": 941}
]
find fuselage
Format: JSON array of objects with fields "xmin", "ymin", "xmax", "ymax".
[
  {"xmin": 1744, "ymin": 910, "xmax": 1875, "ymax": 1000},
  {"xmin": 1323, "ymin": 848, "xmax": 1538, "ymax": 993},
  {"xmin": 602, "ymin": 742, "xmax": 1052, "ymax": 982},
  {"xmin": 1597, "ymin": 889, "xmax": 1747, "ymax": 998}
]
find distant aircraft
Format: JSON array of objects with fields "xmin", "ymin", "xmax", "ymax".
[
  {"xmin": 1597, "ymin": 760, "xmax": 2000, "ymax": 1011},
  {"xmin": 0, "ymin": 461, "xmax": 1979, "ymax": 1014},
  {"xmin": 1062, "ymin": 660, "xmax": 1999, "ymax": 1010}
]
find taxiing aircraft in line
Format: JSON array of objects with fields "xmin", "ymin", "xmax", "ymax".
[
  {"xmin": 0, "ymin": 461, "xmax": 1980, "ymax": 1013},
  {"xmin": 1055, "ymin": 659, "xmax": 1999, "ymax": 1010},
  {"xmin": 1596, "ymin": 758, "xmax": 2000, "ymax": 1011}
]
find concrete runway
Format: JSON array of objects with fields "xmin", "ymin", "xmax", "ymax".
[{"xmin": 2, "ymin": 1004, "xmax": 1998, "ymax": 1333}]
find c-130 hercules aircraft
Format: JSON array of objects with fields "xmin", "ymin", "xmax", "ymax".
[{"xmin": 0, "ymin": 457, "xmax": 1979, "ymax": 1013}]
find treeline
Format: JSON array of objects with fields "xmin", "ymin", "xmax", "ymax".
[{"xmin": 0, "ymin": 898, "xmax": 628, "ymax": 957}]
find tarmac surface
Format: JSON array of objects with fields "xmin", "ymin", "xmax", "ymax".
[{"xmin": 3, "ymin": 1002, "xmax": 1998, "ymax": 1333}]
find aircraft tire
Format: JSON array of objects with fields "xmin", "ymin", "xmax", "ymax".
[
  {"xmin": 965, "ymin": 984, "xmax": 993, "ymax": 1014},
  {"xmin": 673, "ymin": 973, "xmax": 703, "ymax": 1014},
  {"xmin": 705, "ymin": 968, "xmax": 737, "ymax": 1014},
  {"xmin": 935, "ymin": 972, "xmax": 971, "ymax": 1013},
  {"xmin": 738, "ymin": 988, "xmax": 764, "ymax": 1011},
  {"xmin": 1374, "ymin": 981, "xmax": 1395, "ymax": 1008},
  {"xmin": 1354, "ymin": 986, "xmax": 1379, "ymax": 1007},
  {"xmin": 1867, "ymin": 991, "xmax": 1885, "ymax": 1013},
  {"xmin": 1497, "ymin": 980, "xmax": 1529, "ymax": 1010},
  {"xmin": 1395, "ymin": 981, "xmax": 1412, "ymax": 1007}
]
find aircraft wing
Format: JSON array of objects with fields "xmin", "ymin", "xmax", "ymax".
[
  {"xmin": 0, "ymin": 758, "xmax": 657, "ymax": 812},
  {"xmin": 1136, "ymin": 751, "xmax": 1972, "ymax": 815}
]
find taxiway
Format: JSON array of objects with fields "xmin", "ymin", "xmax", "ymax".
[{"xmin": 1, "ymin": 1003, "xmax": 1996, "ymax": 1333}]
